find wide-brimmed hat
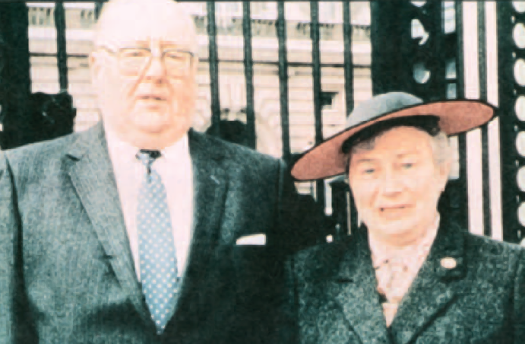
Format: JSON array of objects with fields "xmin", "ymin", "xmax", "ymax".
[{"xmin": 291, "ymin": 92, "xmax": 496, "ymax": 181}]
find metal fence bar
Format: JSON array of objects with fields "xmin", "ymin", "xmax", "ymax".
[
  {"xmin": 497, "ymin": 1, "xmax": 522, "ymax": 243},
  {"xmin": 310, "ymin": 1, "xmax": 325, "ymax": 206},
  {"xmin": 276, "ymin": 2, "xmax": 291, "ymax": 162},
  {"xmin": 242, "ymin": 1, "xmax": 256, "ymax": 149},
  {"xmin": 54, "ymin": 1, "xmax": 68, "ymax": 92},
  {"xmin": 95, "ymin": 2, "xmax": 103, "ymax": 20},
  {"xmin": 477, "ymin": 1, "xmax": 492, "ymax": 237},
  {"xmin": 343, "ymin": 2, "xmax": 354, "ymax": 117},
  {"xmin": 342, "ymin": 1, "xmax": 358, "ymax": 233},
  {"xmin": 454, "ymin": 0, "xmax": 469, "ymax": 231},
  {"xmin": 206, "ymin": 1, "xmax": 221, "ymax": 137}
]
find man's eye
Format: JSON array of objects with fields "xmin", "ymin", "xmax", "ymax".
[{"xmin": 402, "ymin": 162, "xmax": 414, "ymax": 169}]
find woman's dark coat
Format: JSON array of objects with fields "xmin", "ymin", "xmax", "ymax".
[{"xmin": 285, "ymin": 223, "xmax": 525, "ymax": 344}]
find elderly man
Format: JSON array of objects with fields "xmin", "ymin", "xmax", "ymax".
[
  {"xmin": 0, "ymin": 1, "xmax": 315, "ymax": 343},
  {"xmin": 287, "ymin": 92, "xmax": 525, "ymax": 343}
]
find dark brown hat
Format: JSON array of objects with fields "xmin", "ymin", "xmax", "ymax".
[{"xmin": 291, "ymin": 92, "xmax": 495, "ymax": 181}]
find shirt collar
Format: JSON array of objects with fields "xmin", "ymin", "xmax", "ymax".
[{"xmin": 105, "ymin": 129, "xmax": 189, "ymax": 164}]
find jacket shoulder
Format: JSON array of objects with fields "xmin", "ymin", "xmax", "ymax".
[
  {"xmin": 464, "ymin": 232, "xmax": 525, "ymax": 268},
  {"xmin": 191, "ymin": 131, "xmax": 282, "ymax": 172},
  {"xmin": 4, "ymin": 131, "xmax": 80, "ymax": 168}
]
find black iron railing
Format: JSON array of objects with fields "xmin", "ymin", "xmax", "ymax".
[{"xmin": 0, "ymin": 1, "xmax": 523, "ymax": 244}]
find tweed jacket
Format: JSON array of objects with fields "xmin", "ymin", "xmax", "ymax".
[
  {"xmin": 287, "ymin": 223, "xmax": 525, "ymax": 344},
  {"xmin": 0, "ymin": 122, "xmax": 306, "ymax": 344}
]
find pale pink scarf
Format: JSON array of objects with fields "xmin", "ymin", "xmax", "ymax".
[{"xmin": 369, "ymin": 216, "xmax": 439, "ymax": 327}]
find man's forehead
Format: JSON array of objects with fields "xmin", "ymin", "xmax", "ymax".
[{"xmin": 95, "ymin": 0, "xmax": 196, "ymax": 49}]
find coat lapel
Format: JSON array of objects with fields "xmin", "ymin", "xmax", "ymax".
[
  {"xmin": 65, "ymin": 123, "xmax": 152, "ymax": 325},
  {"xmin": 390, "ymin": 224, "xmax": 466, "ymax": 344},
  {"xmin": 332, "ymin": 230, "xmax": 391, "ymax": 344},
  {"xmin": 167, "ymin": 130, "xmax": 228, "ymax": 329}
]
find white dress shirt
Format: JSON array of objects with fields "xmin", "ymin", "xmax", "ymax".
[{"xmin": 106, "ymin": 131, "xmax": 194, "ymax": 280}]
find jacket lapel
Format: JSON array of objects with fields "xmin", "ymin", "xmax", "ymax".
[
  {"xmin": 390, "ymin": 224, "xmax": 466, "ymax": 344},
  {"xmin": 65, "ymin": 123, "xmax": 152, "ymax": 325},
  {"xmin": 167, "ymin": 130, "xmax": 228, "ymax": 329},
  {"xmin": 332, "ymin": 230, "xmax": 391, "ymax": 344}
]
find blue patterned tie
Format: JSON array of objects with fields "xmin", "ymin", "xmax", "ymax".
[{"xmin": 136, "ymin": 150, "xmax": 179, "ymax": 334}]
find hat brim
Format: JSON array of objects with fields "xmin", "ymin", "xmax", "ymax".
[{"xmin": 291, "ymin": 99, "xmax": 496, "ymax": 181}]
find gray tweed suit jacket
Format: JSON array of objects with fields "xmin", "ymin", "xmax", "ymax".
[
  {"xmin": 287, "ymin": 223, "xmax": 525, "ymax": 344},
  {"xmin": 0, "ymin": 122, "xmax": 302, "ymax": 344}
]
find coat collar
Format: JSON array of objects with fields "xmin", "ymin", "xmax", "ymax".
[
  {"xmin": 390, "ymin": 221, "xmax": 466, "ymax": 344},
  {"xmin": 65, "ymin": 123, "xmax": 229, "ymax": 331},
  {"xmin": 65, "ymin": 123, "xmax": 154, "ymax": 326},
  {"xmin": 330, "ymin": 221, "xmax": 467, "ymax": 344},
  {"xmin": 331, "ymin": 229, "xmax": 391, "ymax": 344},
  {"xmin": 168, "ymin": 129, "xmax": 229, "ymax": 330}
]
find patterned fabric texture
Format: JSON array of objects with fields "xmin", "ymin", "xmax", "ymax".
[
  {"xmin": 287, "ymin": 223, "xmax": 525, "ymax": 344},
  {"xmin": 137, "ymin": 150, "xmax": 179, "ymax": 333}
]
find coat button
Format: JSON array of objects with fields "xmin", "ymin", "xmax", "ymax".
[{"xmin": 440, "ymin": 257, "xmax": 457, "ymax": 269}]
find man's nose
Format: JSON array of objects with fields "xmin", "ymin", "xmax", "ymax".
[{"xmin": 143, "ymin": 55, "xmax": 166, "ymax": 80}]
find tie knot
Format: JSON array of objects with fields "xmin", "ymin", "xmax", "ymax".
[{"xmin": 136, "ymin": 150, "xmax": 161, "ymax": 170}]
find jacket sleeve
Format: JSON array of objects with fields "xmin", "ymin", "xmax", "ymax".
[
  {"xmin": 0, "ymin": 152, "xmax": 36, "ymax": 344},
  {"xmin": 0, "ymin": 152, "xmax": 18, "ymax": 344},
  {"xmin": 513, "ymin": 248, "xmax": 525, "ymax": 343}
]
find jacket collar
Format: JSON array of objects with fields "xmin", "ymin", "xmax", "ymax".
[
  {"xmin": 65, "ymin": 123, "xmax": 229, "ymax": 331},
  {"xmin": 65, "ymin": 123, "xmax": 154, "ymax": 326},
  {"xmin": 331, "ymin": 221, "xmax": 466, "ymax": 344},
  {"xmin": 331, "ymin": 229, "xmax": 391, "ymax": 344},
  {"xmin": 390, "ymin": 221, "xmax": 466, "ymax": 344}
]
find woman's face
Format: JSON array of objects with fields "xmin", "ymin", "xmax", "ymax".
[{"xmin": 348, "ymin": 126, "xmax": 450, "ymax": 246}]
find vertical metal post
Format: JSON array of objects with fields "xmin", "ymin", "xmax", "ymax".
[
  {"xmin": 370, "ymin": 0, "xmax": 407, "ymax": 95},
  {"xmin": 497, "ymin": 1, "xmax": 521, "ymax": 243},
  {"xmin": 343, "ymin": 2, "xmax": 354, "ymax": 117},
  {"xmin": 453, "ymin": 0, "xmax": 469, "ymax": 231},
  {"xmin": 0, "ymin": 3, "xmax": 31, "ymax": 149},
  {"xmin": 207, "ymin": 1, "xmax": 221, "ymax": 137},
  {"xmin": 242, "ymin": 1, "xmax": 256, "ymax": 149},
  {"xmin": 54, "ymin": 1, "xmax": 68, "ymax": 92},
  {"xmin": 95, "ymin": 2, "xmax": 104, "ymax": 20},
  {"xmin": 477, "ymin": 1, "xmax": 492, "ymax": 237},
  {"xmin": 277, "ymin": 2, "xmax": 291, "ymax": 162},
  {"xmin": 310, "ymin": 2, "xmax": 325, "ymax": 206},
  {"xmin": 342, "ymin": 1, "xmax": 358, "ymax": 233}
]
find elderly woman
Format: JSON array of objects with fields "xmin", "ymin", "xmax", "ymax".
[{"xmin": 287, "ymin": 92, "xmax": 525, "ymax": 343}]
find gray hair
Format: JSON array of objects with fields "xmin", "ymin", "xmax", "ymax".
[{"xmin": 347, "ymin": 126, "xmax": 452, "ymax": 169}]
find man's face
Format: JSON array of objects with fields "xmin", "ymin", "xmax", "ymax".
[
  {"xmin": 90, "ymin": 5, "xmax": 198, "ymax": 149},
  {"xmin": 348, "ymin": 126, "xmax": 449, "ymax": 246}
]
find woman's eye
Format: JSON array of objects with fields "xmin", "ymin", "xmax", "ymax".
[
  {"xmin": 364, "ymin": 168, "xmax": 375, "ymax": 174},
  {"xmin": 402, "ymin": 162, "xmax": 414, "ymax": 169}
]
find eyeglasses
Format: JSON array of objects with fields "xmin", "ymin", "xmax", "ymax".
[{"xmin": 98, "ymin": 46, "xmax": 195, "ymax": 77}]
